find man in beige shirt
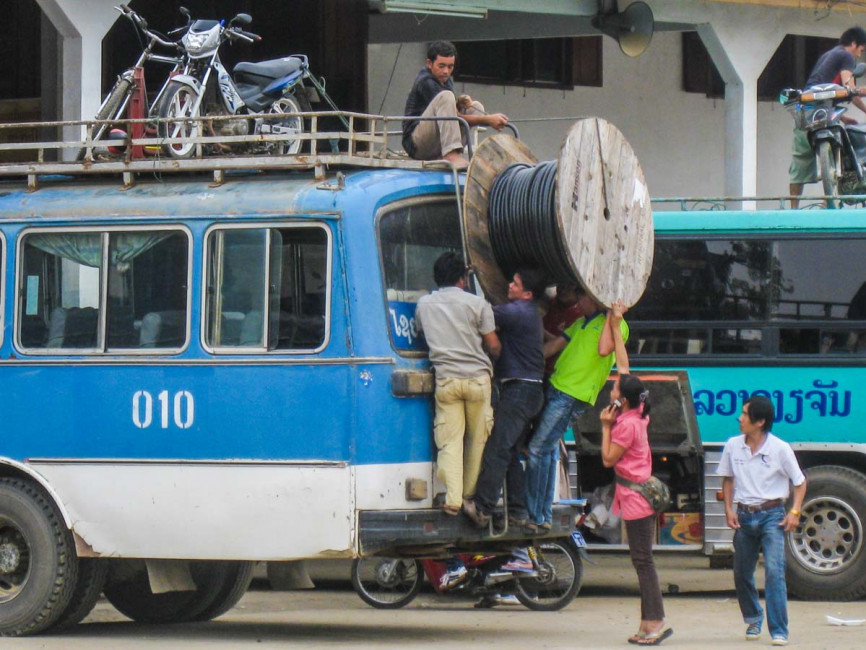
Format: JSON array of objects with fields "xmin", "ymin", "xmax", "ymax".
[{"xmin": 415, "ymin": 252, "xmax": 501, "ymax": 515}]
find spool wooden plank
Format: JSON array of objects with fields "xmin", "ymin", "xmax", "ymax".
[
  {"xmin": 463, "ymin": 134, "xmax": 537, "ymax": 304},
  {"xmin": 556, "ymin": 118, "xmax": 653, "ymax": 308},
  {"xmin": 463, "ymin": 118, "xmax": 653, "ymax": 308}
]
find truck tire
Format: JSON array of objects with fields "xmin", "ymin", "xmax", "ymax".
[
  {"xmin": 52, "ymin": 558, "xmax": 108, "ymax": 629},
  {"xmin": 786, "ymin": 465, "xmax": 866, "ymax": 600},
  {"xmin": 0, "ymin": 478, "xmax": 79, "ymax": 637}
]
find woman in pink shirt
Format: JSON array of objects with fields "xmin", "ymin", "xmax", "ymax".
[{"xmin": 599, "ymin": 302, "xmax": 671, "ymax": 646}]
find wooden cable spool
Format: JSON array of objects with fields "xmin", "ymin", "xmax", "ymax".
[{"xmin": 462, "ymin": 117, "xmax": 654, "ymax": 307}]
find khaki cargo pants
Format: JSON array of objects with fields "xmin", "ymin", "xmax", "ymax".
[{"xmin": 433, "ymin": 374, "xmax": 493, "ymax": 510}]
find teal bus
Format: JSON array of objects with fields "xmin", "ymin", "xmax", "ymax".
[{"xmin": 569, "ymin": 206, "xmax": 866, "ymax": 601}]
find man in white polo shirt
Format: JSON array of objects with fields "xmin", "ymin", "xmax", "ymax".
[{"xmin": 717, "ymin": 396, "xmax": 807, "ymax": 647}]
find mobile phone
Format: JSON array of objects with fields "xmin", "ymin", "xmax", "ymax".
[{"xmin": 612, "ymin": 399, "xmax": 622, "ymax": 408}]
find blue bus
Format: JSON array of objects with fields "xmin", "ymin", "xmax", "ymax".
[
  {"xmin": 570, "ymin": 206, "xmax": 866, "ymax": 602},
  {"xmin": 0, "ymin": 163, "xmax": 587, "ymax": 635}
]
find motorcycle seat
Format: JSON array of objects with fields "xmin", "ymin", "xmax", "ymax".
[{"xmin": 234, "ymin": 57, "xmax": 305, "ymax": 82}]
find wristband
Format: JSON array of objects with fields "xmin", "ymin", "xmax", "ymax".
[{"xmin": 789, "ymin": 509, "xmax": 801, "ymax": 516}]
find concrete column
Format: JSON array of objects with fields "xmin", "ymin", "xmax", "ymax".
[
  {"xmin": 36, "ymin": 0, "xmax": 120, "ymax": 149},
  {"xmin": 696, "ymin": 22, "xmax": 785, "ymax": 204}
]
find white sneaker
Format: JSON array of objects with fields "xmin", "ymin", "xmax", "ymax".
[
  {"xmin": 771, "ymin": 636, "xmax": 789, "ymax": 646},
  {"xmin": 438, "ymin": 565, "xmax": 468, "ymax": 589}
]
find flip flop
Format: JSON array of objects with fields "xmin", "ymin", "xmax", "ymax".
[
  {"xmin": 628, "ymin": 633, "xmax": 646, "ymax": 644},
  {"xmin": 637, "ymin": 629, "xmax": 673, "ymax": 646}
]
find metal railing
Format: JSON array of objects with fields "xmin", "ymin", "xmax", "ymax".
[{"xmin": 0, "ymin": 111, "xmax": 474, "ymax": 189}]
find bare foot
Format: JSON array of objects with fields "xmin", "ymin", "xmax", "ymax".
[{"xmin": 443, "ymin": 150, "xmax": 469, "ymax": 170}]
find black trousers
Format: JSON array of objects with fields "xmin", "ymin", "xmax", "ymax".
[
  {"xmin": 625, "ymin": 514, "xmax": 665, "ymax": 621},
  {"xmin": 474, "ymin": 380, "xmax": 544, "ymax": 517}
]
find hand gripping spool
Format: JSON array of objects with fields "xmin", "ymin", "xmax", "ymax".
[{"xmin": 462, "ymin": 117, "xmax": 654, "ymax": 307}]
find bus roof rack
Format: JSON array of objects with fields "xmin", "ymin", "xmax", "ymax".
[{"xmin": 0, "ymin": 111, "xmax": 467, "ymax": 190}]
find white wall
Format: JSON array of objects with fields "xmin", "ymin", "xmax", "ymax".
[{"xmin": 368, "ymin": 31, "xmax": 829, "ymax": 201}]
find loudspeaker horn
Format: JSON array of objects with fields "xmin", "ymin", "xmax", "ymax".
[{"xmin": 592, "ymin": 1, "xmax": 655, "ymax": 58}]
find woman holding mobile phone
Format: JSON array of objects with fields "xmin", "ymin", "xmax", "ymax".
[{"xmin": 599, "ymin": 301, "xmax": 672, "ymax": 647}]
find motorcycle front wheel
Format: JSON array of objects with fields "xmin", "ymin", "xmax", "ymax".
[
  {"xmin": 156, "ymin": 81, "xmax": 200, "ymax": 159},
  {"xmin": 350, "ymin": 558, "xmax": 422, "ymax": 609},
  {"xmin": 265, "ymin": 92, "xmax": 311, "ymax": 155},
  {"xmin": 817, "ymin": 140, "xmax": 840, "ymax": 209},
  {"xmin": 515, "ymin": 540, "xmax": 583, "ymax": 611}
]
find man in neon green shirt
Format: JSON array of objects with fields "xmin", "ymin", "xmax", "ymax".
[{"xmin": 525, "ymin": 288, "xmax": 628, "ymax": 529}]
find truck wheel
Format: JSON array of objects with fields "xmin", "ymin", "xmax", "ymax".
[
  {"xmin": 189, "ymin": 561, "xmax": 254, "ymax": 621},
  {"xmin": 0, "ymin": 478, "xmax": 79, "ymax": 637},
  {"xmin": 104, "ymin": 560, "xmax": 250, "ymax": 623},
  {"xmin": 53, "ymin": 558, "xmax": 108, "ymax": 629},
  {"xmin": 786, "ymin": 465, "xmax": 866, "ymax": 600}
]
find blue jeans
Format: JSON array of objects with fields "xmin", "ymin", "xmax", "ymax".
[
  {"xmin": 733, "ymin": 506, "xmax": 788, "ymax": 639},
  {"xmin": 525, "ymin": 385, "xmax": 589, "ymax": 526}
]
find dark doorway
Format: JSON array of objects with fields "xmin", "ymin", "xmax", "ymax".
[{"xmin": 102, "ymin": 0, "xmax": 368, "ymax": 116}]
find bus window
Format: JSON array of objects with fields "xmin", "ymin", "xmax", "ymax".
[
  {"xmin": 108, "ymin": 231, "xmax": 190, "ymax": 350},
  {"xmin": 629, "ymin": 236, "xmax": 866, "ymax": 358},
  {"xmin": 377, "ymin": 199, "xmax": 462, "ymax": 353},
  {"xmin": 628, "ymin": 239, "xmax": 770, "ymax": 355},
  {"xmin": 204, "ymin": 225, "xmax": 329, "ymax": 352},
  {"xmin": 17, "ymin": 229, "xmax": 189, "ymax": 353},
  {"xmin": 773, "ymin": 238, "xmax": 866, "ymax": 355}
]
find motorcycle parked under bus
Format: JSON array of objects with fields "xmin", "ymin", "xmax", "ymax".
[
  {"xmin": 155, "ymin": 8, "xmax": 341, "ymax": 159},
  {"xmin": 351, "ymin": 532, "xmax": 586, "ymax": 611},
  {"xmin": 781, "ymin": 62, "xmax": 866, "ymax": 208}
]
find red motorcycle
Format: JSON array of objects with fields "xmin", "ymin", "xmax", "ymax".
[{"xmin": 350, "ymin": 533, "xmax": 585, "ymax": 611}]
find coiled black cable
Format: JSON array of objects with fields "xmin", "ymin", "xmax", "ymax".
[{"xmin": 488, "ymin": 160, "xmax": 576, "ymax": 284}]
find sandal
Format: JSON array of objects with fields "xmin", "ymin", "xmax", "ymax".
[
  {"xmin": 637, "ymin": 629, "xmax": 673, "ymax": 646},
  {"xmin": 628, "ymin": 633, "xmax": 646, "ymax": 644}
]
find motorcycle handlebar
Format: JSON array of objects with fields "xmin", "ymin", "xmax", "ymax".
[{"xmin": 229, "ymin": 29, "xmax": 261, "ymax": 43}]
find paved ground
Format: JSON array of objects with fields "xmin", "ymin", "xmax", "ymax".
[{"xmin": 5, "ymin": 554, "xmax": 866, "ymax": 649}]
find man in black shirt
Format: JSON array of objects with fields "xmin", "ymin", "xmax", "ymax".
[
  {"xmin": 402, "ymin": 40, "xmax": 509, "ymax": 168},
  {"xmin": 463, "ymin": 267, "xmax": 546, "ymax": 532},
  {"xmin": 790, "ymin": 27, "xmax": 866, "ymax": 206}
]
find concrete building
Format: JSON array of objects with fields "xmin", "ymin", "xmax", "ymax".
[{"xmin": 3, "ymin": 0, "xmax": 866, "ymax": 201}]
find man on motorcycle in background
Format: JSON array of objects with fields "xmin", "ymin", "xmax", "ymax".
[
  {"xmin": 402, "ymin": 40, "xmax": 509, "ymax": 169},
  {"xmin": 790, "ymin": 27, "xmax": 866, "ymax": 207}
]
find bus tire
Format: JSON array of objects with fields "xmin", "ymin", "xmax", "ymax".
[
  {"xmin": 52, "ymin": 558, "xmax": 109, "ymax": 630},
  {"xmin": 0, "ymin": 478, "xmax": 79, "ymax": 637},
  {"xmin": 515, "ymin": 540, "xmax": 583, "ymax": 611},
  {"xmin": 351, "ymin": 558, "xmax": 422, "ymax": 609},
  {"xmin": 189, "ymin": 561, "xmax": 254, "ymax": 622},
  {"xmin": 103, "ymin": 560, "xmax": 249, "ymax": 623},
  {"xmin": 786, "ymin": 465, "xmax": 866, "ymax": 600}
]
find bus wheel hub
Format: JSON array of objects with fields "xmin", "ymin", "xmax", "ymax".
[
  {"xmin": 789, "ymin": 497, "xmax": 862, "ymax": 573},
  {"xmin": 0, "ymin": 541, "xmax": 22, "ymax": 574}
]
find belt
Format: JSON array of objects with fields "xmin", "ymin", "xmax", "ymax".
[{"xmin": 738, "ymin": 498, "xmax": 784, "ymax": 513}]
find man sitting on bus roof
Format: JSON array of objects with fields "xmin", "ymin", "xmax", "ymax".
[
  {"xmin": 415, "ymin": 252, "xmax": 501, "ymax": 519},
  {"xmin": 402, "ymin": 40, "xmax": 509, "ymax": 169}
]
